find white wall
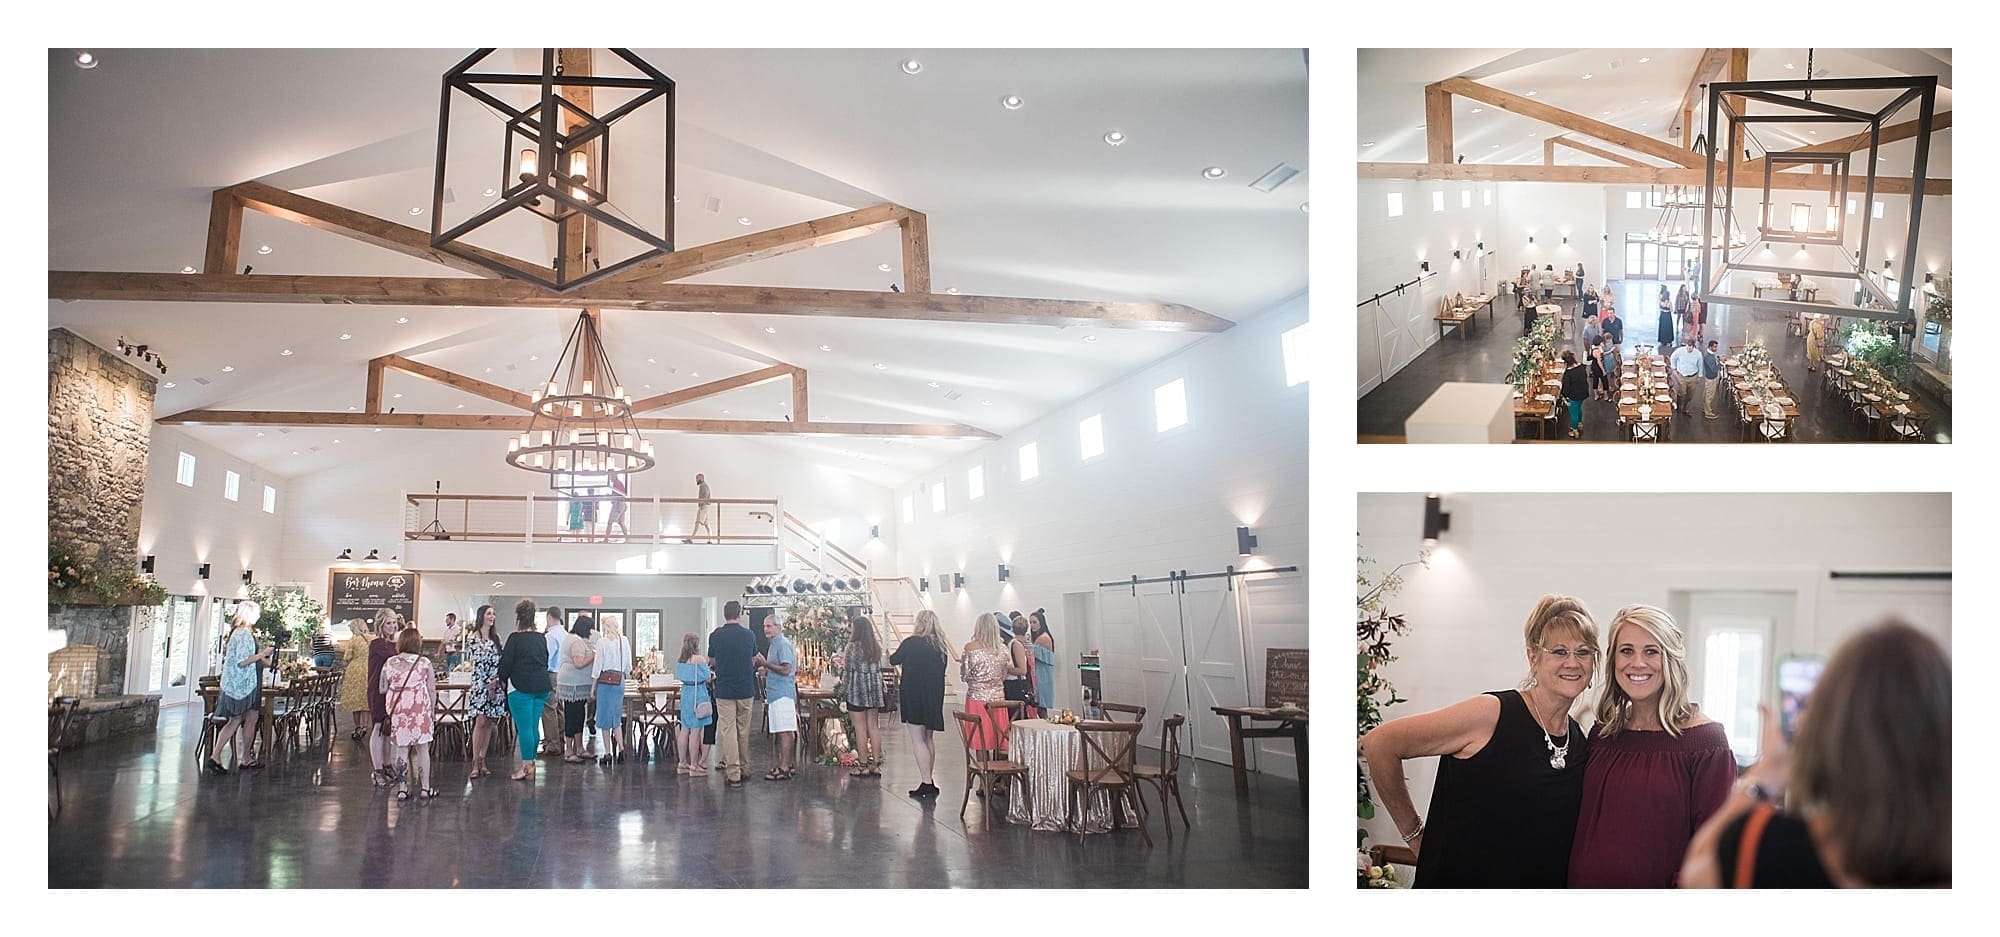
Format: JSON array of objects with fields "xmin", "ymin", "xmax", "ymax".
[
  {"xmin": 1495, "ymin": 181, "xmax": 1609, "ymax": 290},
  {"xmin": 1357, "ymin": 180, "xmax": 1503, "ymax": 395},
  {"xmin": 891, "ymin": 293, "xmax": 1310, "ymax": 770},
  {"xmin": 1356, "ymin": 492, "xmax": 1950, "ymax": 851},
  {"xmin": 138, "ymin": 425, "xmax": 289, "ymax": 601}
]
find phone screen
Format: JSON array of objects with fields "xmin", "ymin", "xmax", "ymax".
[{"xmin": 1776, "ymin": 656, "xmax": 1825, "ymax": 742}]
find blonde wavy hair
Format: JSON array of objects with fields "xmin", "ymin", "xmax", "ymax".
[
  {"xmin": 967, "ymin": 612, "xmax": 1005, "ymax": 654},
  {"xmin": 911, "ymin": 609, "xmax": 954, "ymax": 660},
  {"xmin": 1593, "ymin": 605, "xmax": 1695, "ymax": 738},
  {"xmin": 1519, "ymin": 594, "xmax": 1599, "ymax": 691}
]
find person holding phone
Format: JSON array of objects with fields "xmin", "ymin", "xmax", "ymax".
[
  {"xmin": 1568, "ymin": 606, "xmax": 1734, "ymax": 887},
  {"xmin": 1359, "ymin": 595, "xmax": 1599, "ymax": 887},
  {"xmin": 1680, "ymin": 620, "xmax": 1950, "ymax": 888}
]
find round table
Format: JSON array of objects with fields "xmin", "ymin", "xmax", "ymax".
[{"xmin": 1006, "ymin": 719, "xmax": 1113, "ymax": 833}]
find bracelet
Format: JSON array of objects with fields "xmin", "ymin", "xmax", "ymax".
[{"xmin": 1401, "ymin": 818, "xmax": 1424, "ymax": 844}]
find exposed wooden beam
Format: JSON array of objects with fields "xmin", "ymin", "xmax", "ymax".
[
  {"xmin": 1727, "ymin": 48, "xmax": 1748, "ymax": 83},
  {"xmin": 557, "ymin": 48, "xmax": 595, "ymax": 286},
  {"xmin": 627, "ymin": 364, "xmax": 795, "ymax": 414},
  {"xmin": 899, "ymin": 209, "xmax": 931, "ymax": 294},
  {"xmin": 1675, "ymin": 50, "xmax": 1732, "ymax": 147},
  {"xmin": 1437, "ymin": 78, "xmax": 1701, "ymax": 169},
  {"xmin": 791, "ymin": 367, "xmax": 809, "ymax": 422},
  {"xmin": 377, "ymin": 354, "xmax": 532, "ymax": 409},
  {"xmin": 1358, "ymin": 161, "xmax": 1950, "ymax": 196},
  {"xmin": 47, "ymin": 273, "xmax": 1234, "ymax": 332},
  {"xmin": 155, "ymin": 409, "xmax": 998, "ymax": 439},
  {"xmin": 1424, "ymin": 82, "xmax": 1454, "ymax": 164},
  {"xmin": 1548, "ymin": 136, "xmax": 1650, "ymax": 168},
  {"xmin": 229, "ymin": 181, "xmax": 552, "ymax": 281},
  {"xmin": 602, "ymin": 203, "xmax": 907, "ymax": 285},
  {"xmin": 204, "ymin": 189, "xmax": 243, "ymax": 275},
  {"xmin": 1741, "ymin": 112, "xmax": 1952, "ymax": 176},
  {"xmin": 365, "ymin": 358, "xmax": 386, "ymax": 414}
]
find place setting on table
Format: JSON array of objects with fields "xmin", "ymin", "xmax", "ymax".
[{"xmin": 1616, "ymin": 350, "xmax": 1675, "ymax": 441}]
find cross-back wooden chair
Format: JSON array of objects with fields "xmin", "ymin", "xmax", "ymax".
[
  {"xmin": 952, "ymin": 710, "xmax": 1029, "ymax": 828},
  {"xmin": 1067, "ymin": 720, "xmax": 1149, "ymax": 846},
  {"xmin": 433, "ymin": 683, "xmax": 471, "ymax": 759},
  {"xmin": 1130, "ymin": 713, "xmax": 1190, "ymax": 835},
  {"xmin": 49, "ymin": 696, "xmax": 79, "ymax": 818},
  {"xmin": 1097, "ymin": 702, "xmax": 1146, "ymax": 724},
  {"xmin": 194, "ymin": 675, "xmax": 225, "ymax": 763},
  {"xmin": 632, "ymin": 682, "xmax": 679, "ymax": 762}
]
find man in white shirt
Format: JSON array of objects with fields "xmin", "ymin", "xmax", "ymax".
[
  {"xmin": 1670, "ymin": 338, "xmax": 1704, "ymax": 413},
  {"xmin": 541, "ymin": 606, "xmax": 567, "ymax": 756}
]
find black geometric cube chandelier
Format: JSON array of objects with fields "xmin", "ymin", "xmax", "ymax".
[
  {"xmin": 431, "ymin": 48, "xmax": 676, "ymax": 292},
  {"xmin": 1697, "ymin": 74, "xmax": 1938, "ymax": 324}
]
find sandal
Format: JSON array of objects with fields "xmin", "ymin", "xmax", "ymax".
[
  {"xmin": 764, "ymin": 769, "xmax": 787, "ymax": 781},
  {"xmin": 420, "ymin": 788, "xmax": 440, "ymax": 799},
  {"xmin": 350, "ymin": 727, "xmax": 367, "ymax": 741},
  {"xmin": 396, "ymin": 790, "xmax": 411, "ymax": 801}
]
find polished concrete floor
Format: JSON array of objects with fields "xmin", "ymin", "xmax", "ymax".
[
  {"xmin": 1359, "ymin": 279, "xmax": 1951, "ymax": 442},
  {"xmin": 48, "ymin": 704, "xmax": 1307, "ymax": 888}
]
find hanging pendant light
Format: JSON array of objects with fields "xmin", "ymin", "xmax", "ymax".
[{"xmin": 504, "ymin": 310, "xmax": 656, "ymax": 495}]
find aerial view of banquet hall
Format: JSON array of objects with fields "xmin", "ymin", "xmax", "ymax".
[
  {"xmin": 1356, "ymin": 48, "xmax": 1952, "ymax": 443},
  {"xmin": 45, "ymin": 48, "xmax": 1308, "ymax": 888}
]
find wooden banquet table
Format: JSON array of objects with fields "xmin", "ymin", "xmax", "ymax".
[
  {"xmin": 1615, "ymin": 348, "xmax": 1677, "ymax": 441},
  {"xmin": 1827, "ymin": 352, "xmax": 1929, "ymax": 440},
  {"xmin": 1721, "ymin": 354, "xmax": 1802, "ymax": 440},
  {"xmin": 1005, "ymin": 719, "xmax": 1115, "ymax": 833},
  {"xmin": 1513, "ymin": 359, "xmax": 1564, "ymax": 438},
  {"xmin": 1212, "ymin": 705, "xmax": 1308, "ymax": 809},
  {"xmin": 1434, "ymin": 293, "xmax": 1496, "ymax": 341}
]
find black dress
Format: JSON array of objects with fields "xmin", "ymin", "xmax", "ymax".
[
  {"xmin": 1417, "ymin": 689, "xmax": 1589, "ymax": 888},
  {"xmin": 888, "ymin": 638, "xmax": 947, "ymax": 731}
]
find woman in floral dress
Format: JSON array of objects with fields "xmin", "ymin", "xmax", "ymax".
[
  {"xmin": 339, "ymin": 619, "xmax": 372, "ymax": 740},
  {"xmin": 378, "ymin": 627, "xmax": 438, "ymax": 800},
  {"xmin": 466, "ymin": 604, "xmax": 506, "ymax": 778}
]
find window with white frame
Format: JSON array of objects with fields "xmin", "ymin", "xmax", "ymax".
[
  {"xmin": 1626, "ymin": 191, "xmax": 1642, "ymax": 209},
  {"xmin": 900, "ymin": 495, "xmax": 913, "ymax": 523},
  {"xmin": 1460, "ymin": 189, "xmax": 1471, "ymax": 209},
  {"xmin": 1847, "ymin": 197, "xmax": 1857, "ymax": 216},
  {"xmin": 1431, "ymin": 191, "xmax": 1444, "ymax": 212},
  {"xmin": 1154, "ymin": 378, "xmax": 1187, "ymax": 431},
  {"xmin": 1386, "ymin": 192, "xmax": 1403, "ymax": 218},
  {"xmin": 967, "ymin": 465, "xmax": 984, "ymax": 501},
  {"xmin": 1872, "ymin": 201, "xmax": 1885, "ymax": 219},
  {"xmin": 931, "ymin": 483, "xmax": 945, "ymax": 513},
  {"xmin": 1079, "ymin": 414, "xmax": 1104, "ymax": 460},
  {"xmin": 176, "ymin": 452, "xmax": 196, "ymax": 487},
  {"xmin": 1282, "ymin": 323, "xmax": 1310, "ymax": 387},
  {"xmin": 1019, "ymin": 442, "xmax": 1039, "ymax": 482},
  {"xmin": 1482, "ymin": 188, "xmax": 1492, "ymax": 206},
  {"xmin": 223, "ymin": 470, "xmax": 240, "ymax": 502},
  {"xmin": 262, "ymin": 485, "xmax": 276, "ymax": 514}
]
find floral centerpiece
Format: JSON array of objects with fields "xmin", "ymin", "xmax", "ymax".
[
  {"xmin": 1737, "ymin": 338, "xmax": 1771, "ymax": 374},
  {"xmin": 782, "ymin": 594, "xmax": 859, "ymax": 763},
  {"xmin": 1359, "ymin": 536, "xmax": 1427, "ymax": 888},
  {"xmin": 278, "ymin": 656, "xmax": 314, "ymax": 681},
  {"xmin": 243, "ymin": 582, "xmax": 327, "ymax": 652},
  {"xmin": 48, "ymin": 543, "xmax": 170, "ymax": 607},
  {"xmin": 1840, "ymin": 320, "xmax": 1911, "ymax": 382}
]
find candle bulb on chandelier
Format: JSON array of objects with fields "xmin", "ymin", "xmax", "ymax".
[
  {"xmin": 568, "ymin": 150, "xmax": 589, "ymax": 185},
  {"xmin": 518, "ymin": 148, "xmax": 538, "ymax": 182}
]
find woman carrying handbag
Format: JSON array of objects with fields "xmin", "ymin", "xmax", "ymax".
[{"xmin": 379, "ymin": 627, "xmax": 438, "ymax": 799}]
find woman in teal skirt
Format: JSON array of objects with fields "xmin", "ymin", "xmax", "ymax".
[
  {"xmin": 496, "ymin": 598, "xmax": 551, "ymax": 781},
  {"xmin": 675, "ymin": 633, "xmax": 713, "ymax": 775}
]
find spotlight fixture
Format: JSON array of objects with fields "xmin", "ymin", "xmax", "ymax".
[
  {"xmin": 1103, "ymin": 130, "xmax": 1126, "ymax": 146},
  {"xmin": 919, "ymin": 577, "xmax": 929, "ymax": 593},
  {"xmin": 1000, "ymin": 94, "xmax": 1024, "ymax": 110},
  {"xmin": 1925, "ymin": 272, "xmax": 1935, "ymax": 284},
  {"xmin": 954, "ymin": 572, "xmax": 966, "ymax": 590},
  {"xmin": 1477, "ymin": 241, "xmax": 1484, "ymax": 251},
  {"xmin": 1528, "ymin": 236, "xmax": 1535, "ymax": 244},
  {"xmin": 1201, "ymin": 166, "xmax": 1227, "ymax": 180},
  {"xmin": 140, "ymin": 555, "xmax": 155, "ymax": 574},
  {"xmin": 74, "ymin": 50, "xmax": 98, "ymax": 69},
  {"xmin": 1419, "ymin": 261, "xmax": 1430, "ymax": 273},
  {"xmin": 1562, "ymin": 236, "xmax": 1569, "ymax": 244},
  {"xmin": 870, "ymin": 525, "xmax": 881, "ymax": 539},
  {"xmin": 242, "ymin": 569, "xmax": 254, "ymax": 584},
  {"xmin": 335, "ymin": 548, "xmax": 353, "ymax": 561},
  {"xmin": 1453, "ymin": 249, "xmax": 1461, "ymax": 260},
  {"xmin": 1236, "ymin": 526, "xmax": 1259, "ymax": 556},
  {"xmin": 775, "ymin": 580, "xmax": 790, "ymax": 595},
  {"xmin": 364, "ymin": 549, "xmax": 381, "ymax": 562},
  {"xmin": 998, "ymin": 564, "xmax": 1011, "ymax": 582},
  {"xmin": 794, "ymin": 578, "xmax": 812, "ymax": 594},
  {"xmin": 197, "ymin": 563, "xmax": 212, "ymax": 580},
  {"xmin": 1423, "ymin": 494, "xmax": 1452, "ymax": 545}
]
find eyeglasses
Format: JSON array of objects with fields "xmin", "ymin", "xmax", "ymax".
[{"xmin": 1539, "ymin": 645, "xmax": 1599, "ymax": 663}]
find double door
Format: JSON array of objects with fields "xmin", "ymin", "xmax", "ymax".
[
  {"xmin": 1100, "ymin": 575, "xmax": 1249, "ymax": 766},
  {"xmin": 130, "ymin": 595, "xmax": 224, "ymax": 705}
]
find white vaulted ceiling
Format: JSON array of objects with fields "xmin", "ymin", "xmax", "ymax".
[{"xmin": 48, "ymin": 48, "xmax": 1310, "ymax": 486}]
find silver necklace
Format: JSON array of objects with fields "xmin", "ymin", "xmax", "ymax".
[{"xmin": 1544, "ymin": 722, "xmax": 1572, "ymax": 770}]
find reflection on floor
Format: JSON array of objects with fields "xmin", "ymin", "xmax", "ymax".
[
  {"xmin": 1359, "ymin": 279, "xmax": 1951, "ymax": 442},
  {"xmin": 48, "ymin": 703, "xmax": 1307, "ymax": 888}
]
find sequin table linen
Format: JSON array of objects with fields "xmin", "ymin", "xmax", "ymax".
[{"xmin": 1006, "ymin": 719, "xmax": 1112, "ymax": 833}]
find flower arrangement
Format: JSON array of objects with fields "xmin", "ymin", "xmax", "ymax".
[
  {"xmin": 1840, "ymin": 320, "xmax": 1911, "ymax": 382},
  {"xmin": 1926, "ymin": 270, "xmax": 1951, "ymax": 328},
  {"xmin": 1358, "ymin": 851, "xmax": 1405, "ymax": 889},
  {"xmin": 278, "ymin": 656, "xmax": 314, "ymax": 681},
  {"xmin": 1507, "ymin": 311, "xmax": 1562, "ymax": 389},
  {"xmin": 48, "ymin": 544, "xmax": 169, "ymax": 607},
  {"xmin": 783, "ymin": 594, "xmax": 862, "ymax": 764},
  {"xmin": 1358, "ymin": 537, "xmax": 1427, "ymax": 883},
  {"xmin": 243, "ymin": 582, "xmax": 328, "ymax": 651},
  {"xmin": 1737, "ymin": 338, "xmax": 1771, "ymax": 374}
]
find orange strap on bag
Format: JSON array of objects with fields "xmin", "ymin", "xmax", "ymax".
[{"xmin": 1733, "ymin": 802, "xmax": 1777, "ymax": 889}]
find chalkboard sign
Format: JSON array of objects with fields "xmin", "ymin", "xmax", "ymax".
[
  {"xmin": 328, "ymin": 570, "xmax": 418, "ymax": 628},
  {"xmin": 1264, "ymin": 648, "xmax": 1308, "ymax": 710}
]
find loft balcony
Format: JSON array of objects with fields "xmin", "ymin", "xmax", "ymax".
[{"xmin": 401, "ymin": 493, "xmax": 782, "ymax": 575}]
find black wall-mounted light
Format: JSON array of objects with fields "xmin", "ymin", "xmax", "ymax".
[
  {"xmin": 998, "ymin": 564, "xmax": 1011, "ymax": 582},
  {"xmin": 919, "ymin": 577, "xmax": 929, "ymax": 592},
  {"xmin": 140, "ymin": 555, "xmax": 155, "ymax": 574},
  {"xmin": 1236, "ymin": 526, "xmax": 1259, "ymax": 556},
  {"xmin": 1476, "ymin": 241, "xmax": 1484, "ymax": 251},
  {"xmin": 1423, "ymin": 494, "xmax": 1452, "ymax": 545},
  {"xmin": 1453, "ymin": 249, "xmax": 1462, "ymax": 260},
  {"xmin": 335, "ymin": 548, "xmax": 352, "ymax": 561},
  {"xmin": 1925, "ymin": 272, "xmax": 1935, "ymax": 284},
  {"xmin": 197, "ymin": 563, "xmax": 212, "ymax": 580},
  {"xmin": 870, "ymin": 525, "xmax": 881, "ymax": 539},
  {"xmin": 1419, "ymin": 260, "xmax": 1430, "ymax": 273},
  {"xmin": 1885, "ymin": 259, "xmax": 1893, "ymax": 271},
  {"xmin": 364, "ymin": 549, "xmax": 381, "ymax": 562},
  {"xmin": 1528, "ymin": 235, "xmax": 1535, "ymax": 244},
  {"xmin": 954, "ymin": 572, "xmax": 966, "ymax": 590},
  {"xmin": 1562, "ymin": 236, "xmax": 1569, "ymax": 244},
  {"xmin": 242, "ymin": 569, "xmax": 254, "ymax": 584}
]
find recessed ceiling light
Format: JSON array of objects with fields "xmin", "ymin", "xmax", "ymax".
[
  {"xmin": 877, "ymin": 263, "xmax": 892, "ymax": 272},
  {"xmin": 1202, "ymin": 166, "xmax": 1227, "ymax": 180},
  {"xmin": 764, "ymin": 326, "xmax": 777, "ymax": 333},
  {"xmin": 946, "ymin": 287, "xmax": 959, "ymax": 294},
  {"xmin": 73, "ymin": 51, "xmax": 97, "ymax": 69},
  {"xmin": 339, "ymin": 333, "xmax": 352, "ymax": 340},
  {"xmin": 981, "ymin": 400, "xmax": 991, "ymax": 406},
  {"xmin": 1526, "ymin": 91, "xmax": 1538, "ymax": 97},
  {"xmin": 1581, "ymin": 73, "xmax": 1594, "ymax": 80},
  {"xmin": 484, "ymin": 367, "xmax": 493, "ymax": 373},
  {"xmin": 1000, "ymin": 94, "xmax": 1024, "ymax": 110},
  {"xmin": 347, "ymin": 406, "xmax": 356, "ymax": 411},
  {"xmin": 1083, "ymin": 335, "xmax": 1097, "ymax": 343},
  {"xmin": 393, "ymin": 393, "xmax": 403, "ymax": 399},
  {"xmin": 396, "ymin": 317, "xmax": 409, "ymax": 324},
  {"xmin": 456, "ymin": 403, "xmax": 464, "ymax": 409},
  {"xmin": 737, "ymin": 216, "xmax": 752, "ymax": 225},
  {"xmin": 292, "ymin": 451, "xmax": 299, "ymax": 456},
  {"xmin": 1603, "ymin": 111, "xmax": 1612, "ymax": 115},
  {"xmin": 900, "ymin": 58, "xmax": 923, "ymax": 75},
  {"xmin": 280, "ymin": 349, "xmax": 293, "ymax": 356},
  {"xmin": 691, "ymin": 372, "xmax": 699, "ymax": 377},
  {"xmin": 162, "ymin": 381, "xmax": 175, "ymax": 389},
  {"xmin": 643, "ymin": 383, "xmax": 652, "ymax": 389},
  {"xmin": 373, "ymin": 428, "xmax": 382, "ymax": 433},
  {"xmin": 1491, "ymin": 144, "xmax": 1500, "ymax": 149},
  {"xmin": 180, "ymin": 265, "xmax": 196, "ymax": 274},
  {"xmin": 482, "ymin": 187, "xmax": 496, "ymax": 198},
  {"xmin": 529, "ymin": 355, "xmax": 539, "ymax": 361},
  {"xmin": 255, "ymin": 431, "xmax": 263, "ymax": 437},
  {"xmin": 819, "ymin": 344, "xmax": 831, "ymax": 352},
  {"xmin": 873, "ymin": 363, "xmax": 887, "ymax": 370},
  {"xmin": 1785, "ymin": 63, "xmax": 1796, "ymax": 70},
  {"xmin": 332, "ymin": 439, "xmax": 341, "ymax": 444},
  {"xmin": 647, "ymin": 357, "xmax": 656, "ymax": 364},
  {"xmin": 408, "ymin": 207, "xmax": 423, "ymax": 216},
  {"xmin": 1639, "ymin": 57, "xmax": 1651, "ymax": 64},
  {"xmin": 1300, "ymin": 202, "xmax": 1309, "ymax": 213},
  {"xmin": 722, "ymin": 409, "xmax": 731, "ymax": 415},
  {"xmin": 927, "ymin": 381, "xmax": 940, "ymax": 388},
  {"xmin": 1103, "ymin": 130, "xmax": 1127, "ymax": 146},
  {"xmin": 492, "ymin": 580, "xmax": 505, "ymax": 588},
  {"xmin": 221, "ymin": 365, "xmax": 235, "ymax": 372},
  {"xmin": 1362, "ymin": 141, "xmax": 1376, "ymax": 147},
  {"xmin": 256, "ymin": 245, "xmax": 272, "ymax": 255},
  {"xmin": 1809, "ymin": 130, "xmax": 1817, "ymax": 135},
  {"xmin": 1469, "ymin": 108, "xmax": 1483, "ymax": 114}
]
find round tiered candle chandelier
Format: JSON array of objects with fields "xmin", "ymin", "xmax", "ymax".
[
  {"xmin": 1645, "ymin": 185, "xmax": 1748, "ymax": 251},
  {"xmin": 505, "ymin": 310, "xmax": 655, "ymax": 495}
]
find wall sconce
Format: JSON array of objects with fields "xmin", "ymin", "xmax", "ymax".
[
  {"xmin": 870, "ymin": 525, "xmax": 881, "ymax": 539},
  {"xmin": 1562, "ymin": 236, "xmax": 1569, "ymax": 244},
  {"xmin": 1884, "ymin": 259, "xmax": 1893, "ymax": 271},
  {"xmin": 1453, "ymin": 249, "xmax": 1462, "ymax": 260},
  {"xmin": 1476, "ymin": 241, "xmax": 1484, "ymax": 251},
  {"xmin": 1423, "ymin": 494, "xmax": 1451, "ymax": 545},
  {"xmin": 197, "ymin": 563, "xmax": 212, "ymax": 580},
  {"xmin": 1236, "ymin": 526, "xmax": 1259, "ymax": 556},
  {"xmin": 364, "ymin": 549, "xmax": 381, "ymax": 562},
  {"xmin": 1528, "ymin": 235, "xmax": 1535, "ymax": 244},
  {"xmin": 919, "ymin": 577, "xmax": 929, "ymax": 592},
  {"xmin": 335, "ymin": 548, "xmax": 352, "ymax": 561},
  {"xmin": 1602, "ymin": 233, "xmax": 1608, "ymax": 241},
  {"xmin": 954, "ymin": 572, "xmax": 966, "ymax": 590},
  {"xmin": 140, "ymin": 555, "xmax": 155, "ymax": 574},
  {"xmin": 1419, "ymin": 261, "xmax": 1430, "ymax": 273},
  {"xmin": 998, "ymin": 564, "xmax": 1011, "ymax": 582},
  {"xmin": 1925, "ymin": 272, "xmax": 1935, "ymax": 284},
  {"xmin": 242, "ymin": 569, "xmax": 254, "ymax": 584}
]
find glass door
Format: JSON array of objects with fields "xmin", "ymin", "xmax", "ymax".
[
  {"xmin": 148, "ymin": 596, "xmax": 198, "ymax": 704},
  {"xmin": 632, "ymin": 609, "xmax": 663, "ymax": 668}
]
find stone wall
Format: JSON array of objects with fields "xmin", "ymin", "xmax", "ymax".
[{"xmin": 48, "ymin": 328, "xmax": 156, "ymax": 697}]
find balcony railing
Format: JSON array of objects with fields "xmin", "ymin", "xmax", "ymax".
[{"xmin": 404, "ymin": 494, "xmax": 780, "ymax": 545}]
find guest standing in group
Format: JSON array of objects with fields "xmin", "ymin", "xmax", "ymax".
[
  {"xmin": 466, "ymin": 604, "xmax": 505, "ymax": 778},
  {"xmin": 1657, "ymin": 286, "xmax": 1676, "ymax": 346},
  {"xmin": 1674, "ymin": 284, "xmax": 1691, "ymax": 332},
  {"xmin": 366, "ymin": 609, "xmax": 399, "ymax": 786},
  {"xmin": 891, "ymin": 609, "xmax": 951, "ymax": 798},
  {"xmin": 206, "ymin": 600, "xmax": 273, "ymax": 775},
  {"xmin": 1001, "ymin": 613, "xmax": 1036, "ymax": 718},
  {"xmin": 556, "ymin": 615, "xmax": 598, "ymax": 764},
  {"xmin": 1560, "ymin": 350, "xmax": 1590, "ymax": 439},
  {"xmin": 1681, "ymin": 620, "xmax": 1950, "ymax": 888},
  {"xmin": 1603, "ymin": 306, "xmax": 1624, "ymax": 350},
  {"xmin": 1539, "ymin": 264, "xmax": 1556, "ymax": 302},
  {"xmin": 1583, "ymin": 320, "xmax": 1607, "ymax": 400},
  {"xmin": 841, "ymin": 614, "xmax": 886, "ymax": 776},
  {"xmin": 1672, "ymin": 338, "xmax": 1704, "ymax": 415},
  {"xmin": 708, "ymin": 601, "xmax": 758, "ymax": 787},
  {"xmin": 1360, "ymin": 595, "xmax": 1599, "ymax": 887},
  {"xmin": 340, "ymin": 619, "xmax": 372, "ymax": 740},
  {"xmin": 441, "ymin": 612, "xmax": 462, "ymax": 671},
  {"xmin": 541, "ymin": 607, "xmax": 566, "ymax": 757},
  {"xmin": 380, "ymin": 626, "xmax": 438, "ymax": 800},
  {"xmin": 754, "ymin": 613, "xmax": 799, "ymax": 781},
  {"xmin": 592, "ymin": 618, "xmax": 628, "ymax": 765},
  {"xmin": 311, "ymin": 623, "xmax": 337, "ymax": 669},
  {"xmin": 1701, "ymin": 340, "xmax": 1724, "ymax": 420},
  {"xmin": 1581, "ymin": 285, "xmax": 1600, "ymax": 326},
  {"xmin": 961, "ymin": 613, "xmax": 1023, "ymax": 755},
  {"xmin": 497, "ymin": 599, "xmax": 551, "ymax": 782},
  {"xmin": 1806, "ymin": 315, "xmax": 1827, "ymax": 371},
  {"xmin": 1574, "ymin": 262, "xmax": 1586, "ymax": 299},
  {"xmin": 675, "ymin": 633, "xmax": 713, "ymax": 776},
  {"xmin": 1569, "ymin": 606, "xmax": 1734, "ymax": 887},
  {"xmin": 1029, "ymin": 609, "xmax": 1057, "ymax": 715}
]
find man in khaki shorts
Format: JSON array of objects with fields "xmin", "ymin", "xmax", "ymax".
[{"xmin": 755, "ymin": 613, "xmax": 799, "ymax": 780}]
